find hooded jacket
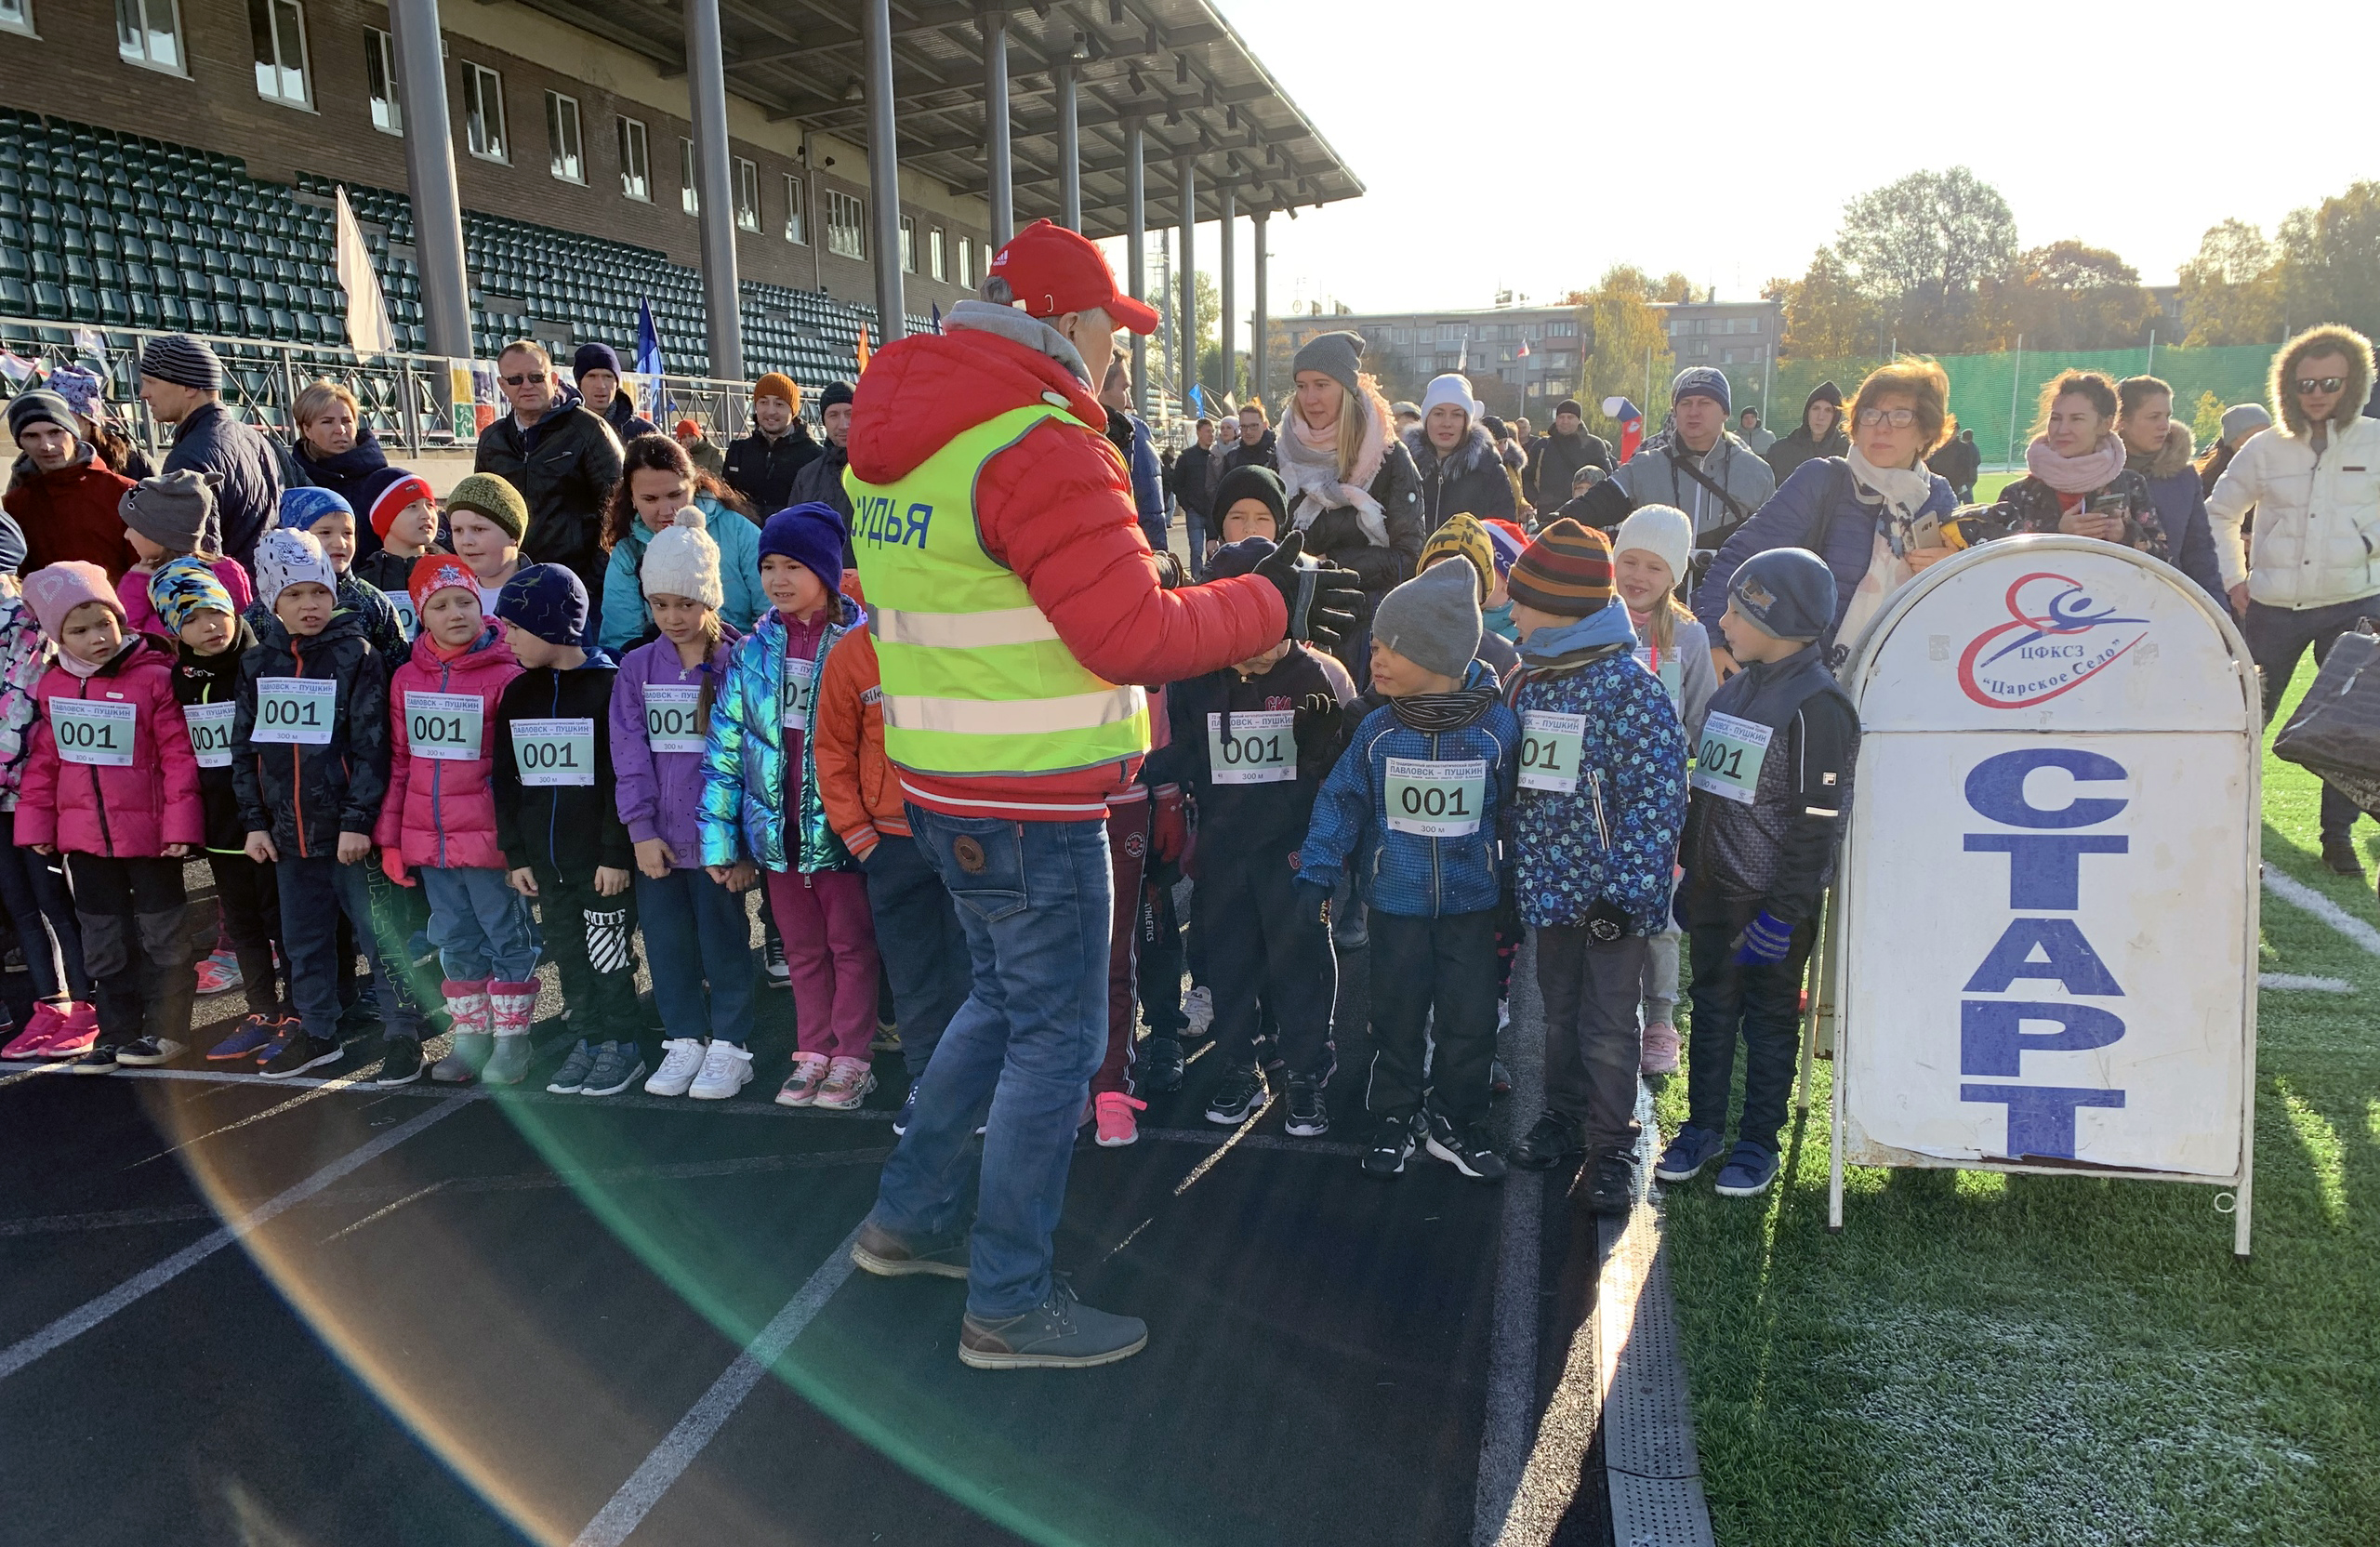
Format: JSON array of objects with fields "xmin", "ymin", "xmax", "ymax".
[
  {"xmin": 722, "ymin": 419, "xmax": 820, "ymax": 517},
  {"xmin": 1216, "ymin": 426, "xmax": 1279, "ymax": 483},
  {"xmin": 1602, "ymin": 428, "xmax": 1779, "ymax": 544},
  {"xmin": 1679, "ymin": 642, "xmax": 1857, "ymax": 926},
  {"xmin": 1299, "ymin": 659, "xmax": 1520, "ymax": 919},
  {"xmin": 494, "ymin": 650, "xmax": 633, "ymax": 879},
  {"xmin": 1406, "ymin": 423, "xmax": 1518, "ymax": 526},
  {"xmin": 474, "ymin": 403, "xmax": 626, "ymax": 597},
  {"xmin": 842, "ymin": 307, "xmax": 1288, "ymax": 821},
  {"xmin": 163, "ymin": 402, "xmax": 283, "ymax": 567},
  {"xmin": 169, "ymin": 615, "xmax": 260, "ymax": 853},
  {"xmin": 1505, "ymin": 606, "xmax": 1688, "ymax": 935},
  {"xmin": 21, "ymin": 635, "xmax": 205, "ymax": 856},
  {"xmin": 682, "ymin": 433, "xmax": 726, "ymax": 480},
  {"xmin": 811, "ymin": 620, "xmax": 907, "ymax": 862},
  {"xmin": 1764, "ymin": 386, "xmax": 1851, "ymax": 483},
  {"xmin": 787, "ymin": 437, "xmax": 854, "ymax": 531},
  {"xmin": 2207, "ymin": 326, "xmax": 2380, "ymax": 610},
  {"xmin": 698, "ymin": 596, "xmax": 863, "ymax": 873},
  {"xmin": 2126, "ymin": 423, "xmax": 2228, "ymax": 605},
  {"xmin": 1154, "ymin": 643, "xmax": 1351, "ymax": 865},
  {"xmin": 1695, "ymin": 457, "xmax": 1956, "ymax": 654},
  {"xmin": 231, "ymin": 606, "xmax": 390, "ymax": 858},
  {"xmin": 599, "ymin": 390, "xmax": 661, "ymax": 444},
  {"xmin": 610, "ymin": 626, "xmax": 740, "ymax": 867},
  {"xmin": 1525, "ymin": 426, "xmax": 1614, "ymax": 511},
  {"xmin": 5, "ymin": 445, "xmax": 139, "ymax": 579},
  {"xmin": 376, "ymin": 623, "xmax": 522, "ymax": 870},
  {"xmin": 599, "ymin": 495, "xmax": 766, "ymax": 654}
]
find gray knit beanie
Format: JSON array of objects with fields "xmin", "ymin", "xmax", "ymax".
[
  {"xmin": 6, "ymin": 390, "xmax": 76, "ymax": 442},
  {"xmin": 1291, "ymin": 330, "xmax": 1365, "ymax": 400},
  {"xmin": 1371, "ymin": 558, "xmax": 1481, "ymax": 680},
  {"xmin": 2220, "ymin": 403, "xmax": 2272, "ymax": 444},
  {"xmin": 138, "ymin": 334, "xmax": 224, "ymax": 392},
  {"xmin": 120, "ymin": 469, "xmax": 219, "ymax": 552}
]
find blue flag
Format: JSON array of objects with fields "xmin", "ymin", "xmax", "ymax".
[
  {"xmin": 635, "ymin": 298, "xmax": 664, "ymax": 377},
  {"xmin": 1189, "ymin": 383, "xmax": 1207, "ymax": 417},
  {"xmin": 930, "ymin": 302, "xmax": 944, "ymax": 336}
]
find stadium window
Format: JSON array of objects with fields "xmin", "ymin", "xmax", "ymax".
[
  {"xmin": 250, "ymin": 0, "xmax": 311, "ymax": 109},
  {"xmin": 680, "ymin": 139, "xmax": 698, "ymax": 215},
  {"xmin": 782, "ymin": 174, "xmax": 806, "ymax": 244},
  {"xmin": 0, "ymin": 0, "xmax": 33, "ymax": 38},
  {"xmin": 116, "ymin": 0, "xmax": 185, "ymax": 73},
  {"xmin": 956, "ymin": 236, "xmax": 972, "ymax": 289},
  {"xmin": 899, "ymin": 214, "xmax": 916, "ymax": 273},
  {"xmin": 617, "ymin": 117, "xmax": 650, "ymax": 201},
  {"xmin": 825, "ymin": 189, "xmax": 865, "ymax": 261},
  {"xmin": 364, "ymin": 27, "xmax": 401, "ymax": 135},
  {"xmin": 545, "ymin": 91, "xmax": 584, "ymax": 183},
  {"xmin": 734, "ymin": 158, "xmax": 760, "ymax": 232},
  {"xmin": 929, "ymin": 227, "xmax": 945, "ymax": 282},
  {"xmin": 462, "ymin": 62, "xmax": 507, "ymax": 163}
]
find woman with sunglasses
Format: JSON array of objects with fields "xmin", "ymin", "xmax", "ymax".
[
  {"xmin": 2000, "ymin": 369, "xmax": 2167, "ymax": 560},
  {"xmin": 1693, "ymin": 359, "xmax": 1959, "ymax": 680},
  {"xmin": 2208, "ymin": 324, "xmax": 2380, "ymax": 880}
]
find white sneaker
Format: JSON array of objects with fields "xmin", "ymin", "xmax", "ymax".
[
  {"xmin": 1182, "ymin": 984, "xmax": 1214, "ymax": 1036},
  {"xmin": 689, "ymin": 1039, "xmax": 755, "ymax": 1100},
  {"xmin": 644, "ymin": 1037, "xmax": 707, "ymax": 1097}
]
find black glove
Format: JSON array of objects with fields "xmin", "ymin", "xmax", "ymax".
[
  {"xmin": 1252, "ymin": 529, "xmax": 1364, "ymax": 650},
  {"xmin": 1292, "ymin": 879, "xmax": 1332, "ymax": 930},
  {"xmin": 1585, "ymin": 896, "xmax": 1633, "ymax": 945}
]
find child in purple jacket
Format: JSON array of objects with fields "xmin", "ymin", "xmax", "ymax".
[{"xmin": 608, "ymin": 510, "xmax": 756, "ymax": 1100}]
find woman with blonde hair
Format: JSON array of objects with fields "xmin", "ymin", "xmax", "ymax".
[
  {"xmin": 1276, "ymin": 331, "xmax": 1423, "ymax": 672},
  {"xmin": 289, "ymin": 378, "xmax": 393, "ymax": 559},
  {"xmin": 1693, "ymin": 357, "xmax": 1960, "ymax": 677},
  {"xmin": 2000, "ymin": 369, "xmax": 2166, "ymax": 558}
]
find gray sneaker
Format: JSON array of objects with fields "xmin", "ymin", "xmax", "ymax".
[
  {"xmin": 581, "ymin": 1041, "xmax": 647, "ymax": 1097},
  {"xmin": 430, "ymin": 1032, "xmax": 494, "ymax": 1083},
  {"xmin": 850, "ymin": 1218, "xmax": 970, "ymax": 1280},
  {"xmin": 958, "ymin": 1279, "xmax": 1147, "ymax": 1369},
  {"xmin": 482, "ymin": 1034, "xmax": 533, "ymax": 1086},
  {"xmin": 546, "ymin": 1038, "xmax": 596, "ymax": 1094}
]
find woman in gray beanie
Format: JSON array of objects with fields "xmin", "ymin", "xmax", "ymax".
[{"xmin": 1277, "ymin": 330, "xmax": 1423, "ymax": 683}]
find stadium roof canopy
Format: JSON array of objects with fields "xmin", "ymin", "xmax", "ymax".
[{"xmin": 509, "ymin": 0, "xmax": 1365, "ymax": 235}]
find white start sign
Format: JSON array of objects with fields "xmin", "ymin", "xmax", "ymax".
[{"xmin": 1828, "ymin": 536, "xmax": 2260, "ymax": 1255}]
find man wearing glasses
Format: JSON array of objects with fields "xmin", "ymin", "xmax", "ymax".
[
  {"xmin": 473, "ymin": 338, "xmax": 624, "ymax": 637},
  {"xmin": 2208, "ymin": 325, "xmax": 2380, "ymax": 879}
]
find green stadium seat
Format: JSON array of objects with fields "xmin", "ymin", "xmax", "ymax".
[
  {"xmin": 32, "ymin": 282, "xmax": 65, "ymax": 320},
  {"xmin": 128, "ymin": 292, "xmax": 160, "ymax": 329}
]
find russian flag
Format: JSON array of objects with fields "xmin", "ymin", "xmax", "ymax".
[{"xmin": 1604, "ymin": 396, "xmax": 1645, "ymax": 462}]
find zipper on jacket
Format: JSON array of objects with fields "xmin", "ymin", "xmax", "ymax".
[
  {"xmin": 81, "ymin": 676, "xmax": 114, "ymax": 857},
  {"xmin": 1429, "ymin": 729, "xmax": 1441, "ymax": 914},
  {"xmin": 290, "ymin": 639, "xmax": 310, "ymax": 858}
]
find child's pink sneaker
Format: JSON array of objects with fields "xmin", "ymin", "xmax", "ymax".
[
  {"xmin": 813, "ymin": 1056, "xmax": 878, "ymax": 1111},
  {"xmin": 1640, "ymin": 1020, "xmax": 1681, "ymax": 1076},
  {"xmin": 1093, "ymin": 1091, "xmax": 1146, "ymax": 1147},
  {"xmin": 40, "ymin": 1003, "xmax": 99, "ymax": 1060},
  {"xmin": 2, "ymin": 1014, "xmax": 49, "ymax": 1060},
  {"xmin": 775, "ymin": 1052, "xmax": 830, "ymax": 1107}
]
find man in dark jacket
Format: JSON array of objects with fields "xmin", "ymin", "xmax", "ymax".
[
  {"xmin": 1217, "ymin": 401, "xmax": 1277, "ymax": 481},
  {"xmin": 475, "ymin": 339, "xmax": 625, "ymax": 615},
  {"xmin": 1525, "ymin": 399, "xmax": 1614, "ymax": 511},
  {"xmin": 573, "ymin": 343, "xmax": 660, "ymax": 443},
  {"xmin": 1927, "ymin": 428, "xmax": 1981, "ymax": 501},
  {"xmin": 1172, "ymin": 417, "xmax": 1221, "ymax": 576},
  {"xmin": 138, "ymin": 335, "xmax": 280, "ymax": 567},
  {"xmin": 1763, "ymin": 381, "xmax": 1848, "ymax": 483},
  {"xmin": 787, "ymin": 380, "xmax": 856, "ymax": 557},
  {"xmin": 723, "ymin": 372, "xmax": 820, "ymax": 516}
]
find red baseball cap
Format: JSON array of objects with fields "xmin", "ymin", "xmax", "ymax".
[{"xmin": 989, "ymin": 219, "xmax": 1160, "ymax": 336}]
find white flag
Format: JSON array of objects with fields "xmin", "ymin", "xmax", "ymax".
[
  {"xmin": 335, "ymin": 186, "xmax": 395, "ymax": 358},
  {"xmin": 72, "ymin": 327, "xmax": 106, "ymax": 364}
]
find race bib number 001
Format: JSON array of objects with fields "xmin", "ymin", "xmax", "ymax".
[
  {"xmin": 406, "ymin": 691, "xmax": 484, "ymax": 762},
  {"xmin": 389, "ymin": 590, "xmax": 418, "ymax": 640},
  {"xmin": 1689, "ymin": 711, "xmax": 1773, "ymax": 805},
  {"xmin": 781, "ymin": 656, "xmax": 817, "ymax": 732},
  {"xmin": 252, "ymin": 677, "xmax": 336, "ymax": 746},
  {"xmin": 184, "ymin": 700, "xmax": 236, "ymax": 769},
  {"xmin": 511, "ymin": 717, "xmax": 595, "ymax": 787},
  {"xmin": 1208, "ymin": 710, "xmax": 1294, "ymax": 785},
  {"xmin": 51, "ymin": 697, "xmax": 135, "ymax": 767},
  {"xmin": 1384, "ymin": 757, "xmax": 1486, "ymax": 837},
  {"xmin": 1517, "ymin": 710, "xmax": 1585, "ymax": 794},
  {"xmin": 643, "ymin": 683, "xmax": 707, "ymax": 755}
]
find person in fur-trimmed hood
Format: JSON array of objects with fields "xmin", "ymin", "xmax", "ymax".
[
  {"xmin": 2207, "ymin": 324, "xmax": 2380, "ymax": 878},
  {"xmin": 2114, "ymin": 377, "xmax": 2227, "ymax": 605},
  {"xmin": 1406, "ymin": 374, "xmax": 1517, "ymax": 527}
]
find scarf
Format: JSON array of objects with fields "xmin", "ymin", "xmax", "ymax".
[
  {"xmin": 1388, "ymin": 677, "xmax": 1501, "ymax": 732},
  {"xmin": 59, "ymin": 636, "xmax": 136, "ymax": 681},
  {"xmin": 1833, "ymin": 449, "xmax": 1939, "ymax": 672},
  {"xmin": 1515, "ymin": 603, "xmax": 1637, "ymax": 671},
  {"xmin": 1845, "ymin": 445, "xmax": 1936, "ymax": 525},
  {"xmin": 1276, "ymin": 401, "xmax": 1388, "ymax": 547},
  {"xmin": 2026, "ymin": 432, "xmax": 2128, "ymax": 495}
]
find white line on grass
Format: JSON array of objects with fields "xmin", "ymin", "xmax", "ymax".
[
  {"xmin": 2262, "ymin": 868, "xmax": 2380, "ymax": 958},
  {"xmin": 1474, "ymin": 935, "xmax": 1545, "ymax": 1547},
  {"xmin": 571, "ymin": 1221, "xmax": 862, "ymax": 1547},
  {"xmin": 0, "ymin": 1095, "xmax": 468, "ymax": 1382},
  {"xmin": 2258, "ymin": 972, "xmax": 2355, "ymax": 993}
]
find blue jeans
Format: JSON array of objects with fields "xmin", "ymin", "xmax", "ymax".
[
  {"xmin": 418, "ymin": 865, "xmax": 540, "ymax": 984},
  {"xmin": 867, "ymin": 807, "xmax": 1111, "ymax": 1319},
  {"xmin": 280, "ymin": 854, "xmax": 423, "ymax": 1041},
  {"xmin": 1184, "ymin": 512, "xmax": 1210, "ymax": 580},
  {"xmin": 635, "ymin": 865, "xmax": 757, "ymax": 1045}
]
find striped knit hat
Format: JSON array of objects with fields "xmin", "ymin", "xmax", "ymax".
[
  {"xmin": 1419, "ymin": 513, "xmax": 1495, "ymax": 604},
  {"xmin": 1506, "ymin": 518, "xmax": 1614, "ymax": 617},
  {"xmin": 138, "ymin": 334, "xmax": 224, "ymax": 392}
]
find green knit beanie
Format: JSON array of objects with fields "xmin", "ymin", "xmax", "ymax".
[{"xmin": 445, "ymin": 473, "xmax": 529, "ymax": 541}]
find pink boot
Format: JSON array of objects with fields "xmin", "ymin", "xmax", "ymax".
[
  {"xmin": 483, "ymin": 979, "xmax": 540, "ymax": 1085},
  {"xmin": 432, "ymin": 979, "xmax": 492, "ymax": 1083}
]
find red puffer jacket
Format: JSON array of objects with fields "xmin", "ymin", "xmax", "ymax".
[
  {"xmin": 19, "ymin": 636, "xmax": 204, "ymax": 856},
  {"xmin": 375, "ymin": 624, "xmax": 522, "ymax": 870},
  {"xmin": 846, "ymin": 322, "xmax": 1286, "ymax": 821}
]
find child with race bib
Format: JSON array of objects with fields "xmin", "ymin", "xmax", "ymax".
[
  {"xmin": 490, "ymin": 566, "xmax": 643, "ymax": 1099},
  {"xmin": 231, "ymin": 532, "xmax": 416, "ymax": 1079},
  {"xmin": 1496, "ymin": 520, "xmax": 1688, "ymax": 1214},
  {"xmin": 598, "ymin": 433, "xmax": 765, "ymax": 654},
  {"xmin": 699, "ymin": 502, "xmax": 880, "ymax": 1110},
  {"xmin": 442, "ymin": 474, "xmax": 527, "ymax": 615},
  {"xmin": 152, "ymin": 558, "xmax": 292, "ymax": 1058},
  {"xmin": 1657, "ymin": 548, "xmax": 1858, "ymax": 1202},
  {"xmin": 351, "ymin": 468, "xmax": 445, "ymax": 641},
  {"xmin": 377, "ymin": 555, "xmax": 536, "ymax": 1085},
  {"xmin": 1160, "ymin": 536, "xmax": 1351, "ymax": 1143},
  {"xmin": 271, "ymin": 488, "xmax": 408, "ymax": 658},
  {"xmin": 612, "ymin": 510, "xmax": 757, "ymax": 1100},
  {"xmin": 18, "ymin": 561, "xmax": 203, "ymax": 1074},
  {"xmin": 1300, "ymin": 559, "xmax": 1519, "ymax": 1183},
  {"xmin": 115, "ymin": 469, "xmax": 253, "ymax": 639},
  {"xmin": 1609, "ymin": 505, "xmax": 1717, "ymax": 1078}
]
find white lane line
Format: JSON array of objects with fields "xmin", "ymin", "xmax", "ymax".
[
  {"xmin": 571, "ymin": 1221, "xmax": 863, "ymax": 1547},
  {"xmin": 2263, "ymin": 868, "xmax": 2380, "ymax": 959},
  {"xmin": 2259, "ymin": 972, "xmax": 2355, "ymax": 993},
  {"xmin": 0, "ymin": 1096, "xmax": 468, "ymax": 1383},
  {"xmin": 1474, "ymin": 935, "xmax": 1545, "ymax": 1547}
]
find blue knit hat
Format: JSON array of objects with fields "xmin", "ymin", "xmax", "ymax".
[
  {"xmin": 148, "ymin": 554, "xmax": 235, "ymax": 632},
  {"xmin": 1208, "ymin": 536, "xmax": 1276, "ymax": 580},
  {"xmin": 573, "ymin": 342, "xmax": 623, "ymax": 381},
  {"xmin": 279, "ymin": 485, "xmax": 355, "ymax": 533},
  {"xmin": 1671, "ymin": 366, "xmax": 1731, "ymax": 415},
  {"xmin": 1727, "ymin": 549, "xmax": 1836, "ymax": 642},
  {"xmin": 758, "ymin": 502, "xmax": 847, "ymax": 597},
  {"xmin": 495, "ymin": 563, "xmax": 589, "ymax": 647}
]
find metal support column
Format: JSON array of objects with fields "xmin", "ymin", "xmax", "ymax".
[
  {"xmin": 1218, "ymin": 181, "xmax": 1235, "ymax": 408},
  {"xmin": 1056, "ymin": 56, "xmax": 1081, "ymax": 231},
  {"xmin": 684, "ymin": 0, "xmax": 743, "ymax": 378},
  {"xmin": 864, "ymin": 0, "xmax": 906, "ymax": 345},
  {"xmin": 981, "ymin": 6, "xmax": 1013, "ymax": 245},
  {"xmin": 387, "ymin": 0, "xmax": 470, "ymax": 375},
  {"xmin": 1250, "ymin": 205, "xmax": 1268, "ymax": 410},
  {"xmin": 1125, "ymin": 117, "xmax": 1145, "ymax": 416},
  {"xmin": 1177, "ymin": 154, "xmax": 1197, "ymax": 419}
]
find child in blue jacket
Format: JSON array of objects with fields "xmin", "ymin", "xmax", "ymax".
[{"xmin": 1301, "ymin": 559, "xmax": 1518, "ymax": 1183}]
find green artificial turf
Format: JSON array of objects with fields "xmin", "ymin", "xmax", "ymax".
[
  {"xmin": 1658, "ymin": 654, "xmax": 2380, "ymax": 1546},
  {"xmin": 1974, "ymin": 469, "xmax": 2020, "ymax": 503}
]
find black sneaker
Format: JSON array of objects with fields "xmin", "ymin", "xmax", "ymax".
[
  {"xmin": 761, "ymin": 932, "xmax": 790, "ymax": 987},
  {"xmin": 1508, "ymin": 1110, "xmax": 1584, "ymax": 1170},
  {"xmin": 260, "ymin": 1032, "xmax": 343, "ymax": 1079},
  {"xmin": 1284, "ymin": 1078, "xmax": 1329, "ymax": 1137},
  {"xmin": 1422, "ymin": 1109, "xmax": 1509, "ymax": 1182},
  {"xmin": 1203, "ymin": 1064, "xmax": 1266, "ymax": 1125},
  {"xmin": 71, "ymin": 1042, "xmax": 121, "ymax": 1075},
  {"xmin": 1583, "ymin": 1150, "xmax": 1637, "ymax": 1216},
  {"xmin": 113, "ymin": 1036, "xmax": 184, "ymax": 1067},
  {"xmin": 1362, "ymin": 1114, "xmax": 1416, "ymax": 1177},
  {"xmin": 1141, "ymin": 1036, "xmax": 1184, "ymax": 1092},
  {"xmin": 376, "ymin": 1036, "xmax": 424, "ymax": 1086},
  {"xmin": 2323, "ymin": 836, "xmax": 2365, "ymax": 878}
]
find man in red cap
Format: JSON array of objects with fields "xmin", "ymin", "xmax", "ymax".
[{"xmin": 843, "ymin": 218, "xmax": 1359, "ymax": 1369}]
